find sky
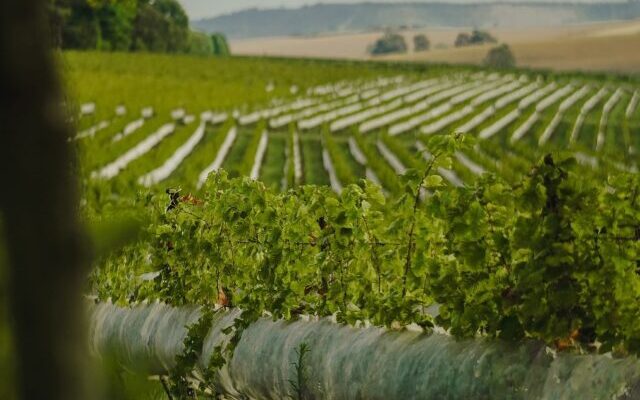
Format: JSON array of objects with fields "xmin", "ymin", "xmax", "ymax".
[{"xmin": 178, "ymin": 0, "xmax": 623, "ymax": 20}]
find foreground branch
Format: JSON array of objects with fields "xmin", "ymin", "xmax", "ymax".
[{"xmin": 1, "ymin": 1, "xmax": 89, "ymax": 399}]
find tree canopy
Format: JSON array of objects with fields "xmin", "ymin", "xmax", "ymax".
[
  {"xmin": 454, "ymin": 29, "xmax": 497, "ymax": 47},
  {"xmin": 369, "ymin": 32, "xmax": 408, "ymax": 56},
  {"xmin": 48, "ymin": 0, "xmax": 230, "ymax": 55},
  {"xmin": 413, "ymin": 34, "xmax": 430, "ymax": 52},
  {"xmin": 483, "ymin": 44, "xmax": 516, "ymax": 69},
  {"xmin": 211, "ymin": 33, "xmax": 230, "ymax": 56}
]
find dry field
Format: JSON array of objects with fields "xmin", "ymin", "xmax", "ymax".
[{"xmin": 230, "ymin": 19, "xmax": 640, "ymax": 74}]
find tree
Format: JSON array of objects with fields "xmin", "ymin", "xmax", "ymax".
[
  {"xmin": 151, "ymin": 0, "xmax": 189, "ymax": 52},
  {"xmin": 188, "ymin": 31, "xmax": 213, "ymax": 56},
  {"xmin": 470, "ymin": 29, "xmax": 497, "ymax": 45},
  {"xmin": 211, "ymin": 33, "xmax": 230, "ymax": 56},
  {"xmin": 60, "ymin": 0, "xmax": 101, "ymax": 49},
  {"xmin": 131, "ymin": 2, "xmax": 168, "ymax": 52},
  {"xmin": 48, "ymin": 0, "xmax": 138, "ymax": 50},
  {"xmin": 483, "ymin": 44, "xmax": 516, "ymax": 69},
  {"xmin": 49, "ymin": 0, "xmax": 193, "ymax": 53},
  {"xmin": 94, "ymin": 0, "xmax": 138, "ymax": 51},
  {"xmin": 413, "ymin": 34, "xmax": 430, "ymax": 52},
  {"xmin": 454, "ymin": 32, "xmax": 471, "ymax": 47},
  {"xmin": 455, "ymin": 29, "xmax": 497, "ymax": 47},
  {"xmin": 130, "ymin": 0, "xmax": 189, "ymax": 53},
  {"xmin": 369, "ymin": 32, "xmax": 407, "ymax": 56}
]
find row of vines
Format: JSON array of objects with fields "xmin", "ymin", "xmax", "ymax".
[{"xmin": 93, "ymin": 134, "xmax": 640, "ymax": 374}]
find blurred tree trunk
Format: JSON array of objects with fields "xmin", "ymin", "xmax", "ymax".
[{"xmin": 0, "ymin": 1, "xmax": 89, "ymax": 399}]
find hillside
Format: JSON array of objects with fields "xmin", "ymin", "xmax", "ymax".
[
  {"xmin": 192, "ymin": 1, "xmax": 640, "ymax": 39},
  {"xmin": 229, "ymin": 19, "xmax": 640, "ymax": 74}
]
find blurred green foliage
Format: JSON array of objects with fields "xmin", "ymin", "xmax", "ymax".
[
  {"xmin": 48, "ymin": 0, "xmax": 229, "ymax": 56},
  {"xmin": 413, "ymin": 34, "xmax": 431, "ymax": 52},
  {"xmin": 369, "ymin": 32, "xmax": 408, "ymax": 55},
  {"xmin": 484, "ymin": 44, "xmax": 516, "ymax": 69}
]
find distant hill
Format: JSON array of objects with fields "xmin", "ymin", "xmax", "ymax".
[{"xmin": 192, "ymin": 2, "xmax": 640, "ymax": 39}]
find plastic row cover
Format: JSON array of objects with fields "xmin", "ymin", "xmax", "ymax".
[{"xmin": 89, "ymin": 302, "xmax": 640, "ymax": 400}]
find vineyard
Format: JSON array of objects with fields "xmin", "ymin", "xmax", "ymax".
[
  {"xmin": 65, "ymin": 51, "xmax": 640, "ymax": 398},
  {"xmin": 72, "ymin": 53, "xmax": 640, "ymax": 196}
]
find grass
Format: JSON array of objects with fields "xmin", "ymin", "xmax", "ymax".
[
  {"xmin": 261, "ymin": 133, "xmax": 288, "ymax": 190},
  {"xmin": 166, "ymin": 120, "xmax": 236, "ymax": 190},
  {"xmin": 81, "ymin": 117, "xmax": 169, "ymax": 172},
  {"xmin": 603, "ymin": 92, "xmax": 630, "ymax": 155},
  {"xmin": 336, "ymin": 139, "xmax": 366, "ymax": 179},
  {"xmin": 300, "ymin": 135, "xmax": 330, "ymax": 185},
  {"xmin": 60, "ymin": 51, "xmax": 401, "ymax": 123},
  {"xmin": 222, "ymin": 128, "xmax": 254, "ymax": 178},
  {"xmin": 117, "ymin": 122, "xmax": 196, "ymax": 184},
  {"xmin": 542, "ymin": 87, "xmax": 595, "ymax": 150}
]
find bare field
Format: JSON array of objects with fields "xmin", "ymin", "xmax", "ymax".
[{"xmin": 230, "ymin": 19, "xmax": 640, "ymax": 74}]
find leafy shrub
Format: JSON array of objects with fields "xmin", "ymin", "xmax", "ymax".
[
  {"xmin": 369, "ymin": 32, "xmax": 408, "ymax": 56},
  {"xmin": 93, "ymin": 137, "xmax": 640, "ymax": 356},
  {"xmin": 454, "ymin": 32, "xmax": 471, "ymax": 47},
  {"xmin": 413, "ymin": 34, "xmax": 431, "ymax": 52},
  {"xmin": 455, "ymin": 29, "xmax": 497, "ymax": 47},
  {"xmin": 210, "ymin": 33, "xmax": 230, "ymax": 56},
  {"xmin": 483, "ymin": 44, "xmax": 516, "ymax": 69},
  {"xmin": 427, "ymin": 155, "xmax": 640, "ymax": 354},
  {"xmin": 470, "ymin": 29, "xmax": 497, "ymax": 44}
]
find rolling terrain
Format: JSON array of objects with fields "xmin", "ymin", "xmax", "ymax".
[
  {"xmin": 230, "ymin": 19, "xmax": 640, "ymax": 74},
  {"xmin": 194, "ymin": 2, "xmax": 640, "ymax": 39}
]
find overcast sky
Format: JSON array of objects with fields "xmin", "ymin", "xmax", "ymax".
[{"xmin": 178, "ymin": 0, "xmax": 623, "ymax": 19}]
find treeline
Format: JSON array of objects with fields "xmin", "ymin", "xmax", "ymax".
[
  {"xmin": 454, "ymin": 29, "xmax": 497, "ymax": 47},
  {"xmin": 48, "ymin": 0, "xmax": 229, "ymax": 55}
]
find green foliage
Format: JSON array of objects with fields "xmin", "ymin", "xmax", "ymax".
[
  {"xmin": 187, "ymin": 31, "xmax": 213, "ymax": 56},
  {"xmin": 131, "ymin": 0, "xmax": 189, "ymax": 53},
  {"xmin": 210, "ymin": 33, "xmax": 230, "ymax": 56},
  {"xmin": 379, "ymin": 134, "xmax": 422, "ymax": 170},
  {"xmin": 353, "ymin": 134, "xmax": 401, "ymax": 193},
  {"xmin": 288, "ymin": 342, "xmax": 311, "ymax": 400},
  {"xmin": 322, "ymin": 129, "xmax": 358, "ymax": 186},
  {"xmin": 455, "ymin": 29, "xmax": 497, "ymax": 47},
  {"xmin": 58, "ymin": 0, "xmax": 102, "ymax": 49},
  {"xmin": 165, "ymin": 120, "xmax": 236, "ymax": 191},
  {"xmin": 92, "ymin": 134, "xmax": 467, "ymax": 331},
  {"xmin": 286, "ymin": 128, "xmax": 297, "ymax": 188},
  {"xmin": 483, "ymin": 44, "xmax": 516, "ymax": 69},
  {"xmin": 63, "ymin": 51, "xmax": 398, "ymax": 127},
  {"xmin": 95, "ymin": 1, "xmax": 138, "ymax": 51},
  {"xmin": 92, "ymin": 146, "xmax": 640, "ymax": 357},
  {"xmin": 454, "ymin": 32, "xmax": 471, "ymax": 47},
  {"xmin": 427, "ymin": 155, "xmax": 640, "ymax": 354},
  {"xmin": 88, "ymin": 214, "xmax": 146, "ymax": 259},
  {"xmin": 238, "ymin": 122, "xmax": 267, "ymax": 177},
  {"xmin": 50, "ymin": 0, "xmax": 137, "ymax": 50},
  {"xmin": 49, "ymin": 0, "xmax": 220, "ymax": 55},
  {"xmin": 169, "ymin": 310, "xmax": 215, "ymax": 397},
  {"xmin": 413, "ymin": 34, "xmax": 430, "ymax": 52},
  {"xmin": 369, "ymin": 32, "xmax": 408, "ymax": 56}
]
